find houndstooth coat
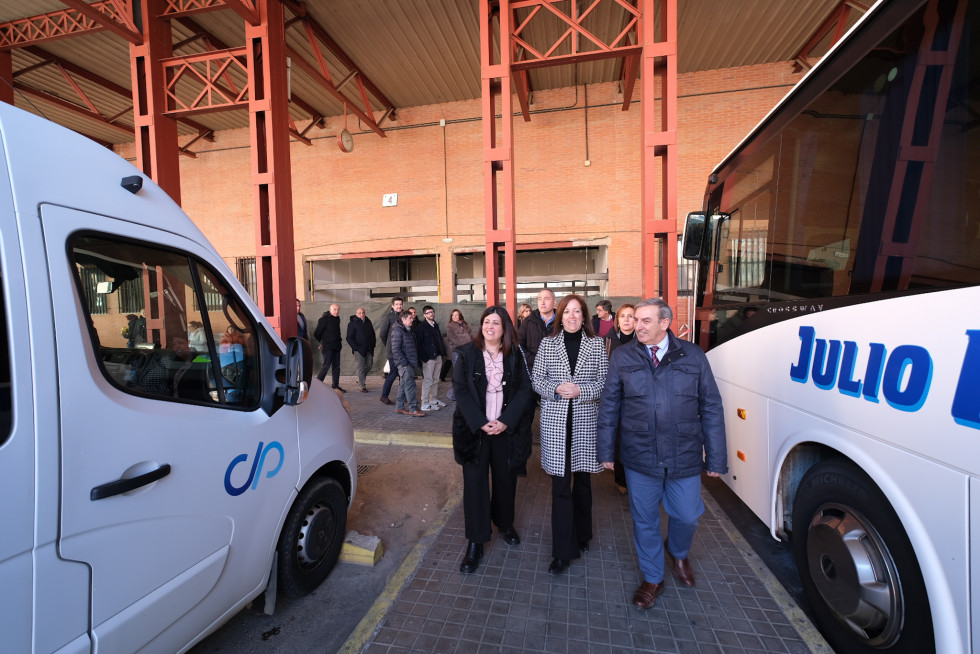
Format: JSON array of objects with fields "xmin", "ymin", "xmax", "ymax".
[{"xmin": 531, "ymin": 331, "xmax": 609, "ymax": 477}]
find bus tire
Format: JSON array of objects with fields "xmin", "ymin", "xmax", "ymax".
[
  {"xmin": 276, "ymin": 476, "xmax": 347, "ymax": 598},
  {"xmin": 792, "ymin": 459, "xmax": 933, "ymax": 654}
]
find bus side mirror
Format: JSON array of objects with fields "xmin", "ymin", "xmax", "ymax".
[
  {"xmin": 682, "ymin": 212, "xmax": 707, "ymax": 260},
  {"xmin": 282, "ymin": 337, "xmax": 313, "ymax": 405}
]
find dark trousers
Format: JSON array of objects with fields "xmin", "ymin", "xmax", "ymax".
[
  {"xmin": 550, "ymin": 470, "xmax": 592, "ymax": 559},
  {"xmin": 614, "ymin": 436, "xmax": 627, "ymax": 488},
  {"xmin": 462, "ymin": 434, "xmax": 515, "ymax": 544},
  {"xmin": 439, "ymin": 357, "xmax": 453, "ymax": 381},
  {"xmin": 381, "ymin": 360, "xmax": 399, "ymax": 398},
  {"xmin": 317, "ymin": 348, "xmax": 341, "ymax": 386}
]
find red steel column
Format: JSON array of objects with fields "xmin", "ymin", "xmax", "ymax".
[
  {"xmin": 130, "ymin": 0, "xmax": 180, "ymax": 204},
  {"xmin": 480, "ymin": 0, "xmax": 517, "ymax": 316},
  {"xmin": 246, "ymin": 0, "xmax": 296, "ymax": 338},
  {"xmin": 640, "ymin": 0, "xmax": 678, "ymax": 312}
]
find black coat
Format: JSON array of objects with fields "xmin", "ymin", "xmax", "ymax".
[
  {"xmin": 380, "ymin": 308, "xmax": 400, "ymax": 359},
  {"xmin": 346, "ymin": 315, "xmax": 376, "ymax": 356},
  {"xmin": 452, "ymin": 342, "xmax": 534, "ymax": 472},
  {"xmin": 605, "ymin": 329, "xmax": 635, "ymax": 356},
  {"xmin": 418, "ymin": 320, "xmax": 448, "ymax": 362},
  {"xmin": 313, "ymin": 312, "xmax": 342, "ymax": 351},
  {"xmin": 518, "ymin": 309, "xmax": 553, "ymax": 372}
]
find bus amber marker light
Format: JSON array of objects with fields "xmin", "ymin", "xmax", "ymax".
[{"xmin": 736, "ymin": 408, "xmax": 747, "ymax": 420}]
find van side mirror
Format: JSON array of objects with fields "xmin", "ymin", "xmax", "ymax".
[
  {"xmin": 282, "ymin": 337, "xmax": 313, "ymax": 405},
  {"xmin": 682, "ymin": 212, "xmax": 707, "ymax": 260}
]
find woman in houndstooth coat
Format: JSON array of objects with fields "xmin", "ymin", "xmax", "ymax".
[{"xmin": 531, "ymin": 294, "xmax": 609, "ymax": 574}]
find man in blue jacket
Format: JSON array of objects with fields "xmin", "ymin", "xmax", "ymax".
[{"xmin": 597, "ymin": 297, "xmax": 727, "ymax": 611}]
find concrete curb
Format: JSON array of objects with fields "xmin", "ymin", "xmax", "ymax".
[
  {"xmin": 338, "ymin": 482, "xmax": 463, "ymax": 654},
  {"xmin": 354, "ymin": 430, "xmax": 452, "ymax": 448}
]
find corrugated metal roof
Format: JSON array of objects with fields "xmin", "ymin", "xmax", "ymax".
[{"xmin": 0, "ymin": 0, "xmax": 872, "ymax": 145}]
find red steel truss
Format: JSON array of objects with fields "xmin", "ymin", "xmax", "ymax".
[
  {"xmin": 483, "ymin": 0, "xmax": 677, "ymax": 312},
  {"xmin": 17, "ymin": 44, "xmax": 213, "ymax": 156},
  {"xmin": 283, "ymin": 1, "xmax": 395, "ymax": 136},
  {"xmin": 0, "ymin": 1, "xmax": 140, "ymax": 48},
  {"xmin": 510, "ymin": 0, "xmax": 641, "ymax": 120},
  {"xmin": 161, "ymin": 48, "xmax": 250, "ymax": 116},
  {"xmin": 0, "ymin": 0, "xmax": 394, "ymax": 337},
  {"xmin": 793, "ymin": 1, "xmax": 870, "ymax": 71}
]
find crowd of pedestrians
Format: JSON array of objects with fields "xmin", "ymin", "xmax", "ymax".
[{"xmin": 299, "ymin": 292, "xmax": 727, "ymax": 611}]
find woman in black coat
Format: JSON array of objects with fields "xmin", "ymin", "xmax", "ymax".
[{"xmin": 452, "ymin": 305, "xmax": 533, "ymax": 574}]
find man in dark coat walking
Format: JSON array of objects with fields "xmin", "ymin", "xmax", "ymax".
[
  {"xmin": 597, "ymin": 297, "xmax": 727, "ymax": 611},
  {"xmin": 378, "ymin": 296, "xmax": 404, "ymax": 405},
  {"xmin": 314, "ymin": 303, "xmax": 345, "ymax": 391},
  {"xmin": 346, "ymin": 307, "xmax": 376, "ymax": 392}
]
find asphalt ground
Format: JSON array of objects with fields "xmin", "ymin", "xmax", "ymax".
[{"xmin": 192, "ymin": 374, "xmax": 832, "ymax": 654}]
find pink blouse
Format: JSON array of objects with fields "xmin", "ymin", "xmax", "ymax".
[{"xmin": 483, "ymin": 349, "xmax": 504, "ymax": 422}]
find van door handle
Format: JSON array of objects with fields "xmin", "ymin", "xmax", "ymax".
[{"xmin": 90, "ymin": 464, "xmax": 172, "ymax": 501}]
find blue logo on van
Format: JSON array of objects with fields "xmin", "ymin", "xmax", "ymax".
[
  {"xmin": 789, "ymin": 326, "xmax": 980, "ymax": 429},
  {"xmin": 224, "ymin": 441, "xmax": 285, "ymax": 496}
]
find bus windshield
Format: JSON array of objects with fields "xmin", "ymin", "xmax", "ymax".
[{"xmin": 688, "ymin": 0, "xmax": 980, "ymax": 349}]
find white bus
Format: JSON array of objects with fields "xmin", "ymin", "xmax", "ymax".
[{"xmin": 681, "ymin": 0, "xmax": 979, "ymax": 652}]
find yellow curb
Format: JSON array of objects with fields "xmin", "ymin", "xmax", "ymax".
[
  {"xmin": 354, "ymin": 430, "xmax": 452, "ymax": 448},
  {"xmin": 338, "ymin": 487, "xmax": 463, "ymax": 654},
  {"xmin": 702, "ymin": 491, "xmax": 834, "ymax": 654},
  {"xmin": 339, "ymin": 531, "xmax": 384, "ymax": 566}
]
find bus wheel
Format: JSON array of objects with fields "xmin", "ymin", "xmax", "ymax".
[
  {"xmin": 792, "ymin": 459, "xmax": 933, "ymax": 653},
  {"xmin": 276, "ymin": 477, "xmax": 347, "ymax": 598}
]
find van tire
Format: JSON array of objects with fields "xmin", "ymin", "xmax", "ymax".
[
  {"xmin": 792, "ymin": 459, "xmax": 933, "ymax": 653},
  {"xmin": 276, "ymin": 477, "xmax": 347, "ymax": 598}
]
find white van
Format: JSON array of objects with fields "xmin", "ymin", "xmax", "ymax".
[{"xmin": 0, "ymin": 104, "xmax": 357, "ymax": 653}]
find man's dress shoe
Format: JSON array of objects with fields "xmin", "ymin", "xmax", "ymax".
[
  {"xmin": 666, "ymin": 549, "xmax": 696, "ymax": 587},
  {"xmin": 632, "ymin": 581, "xmax": 665, "ymax": 610}
]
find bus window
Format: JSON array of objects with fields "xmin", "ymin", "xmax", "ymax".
[{"xmin": 702, "ymin": 0, "xmax": 980, "ymax": 312}]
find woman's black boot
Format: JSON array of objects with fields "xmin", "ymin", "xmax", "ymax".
[{"xmin": 459, "ymin": 541, "xmax": 483, "ymax": 574}]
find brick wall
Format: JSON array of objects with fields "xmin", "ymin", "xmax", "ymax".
[{"xmin": 117, "ymin": 61, "xmax": 800, "ymax": 302}]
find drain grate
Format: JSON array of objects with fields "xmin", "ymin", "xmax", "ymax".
[{"xmin": 357, "ymin": 464, "xmax": 376, "ymax": 476}]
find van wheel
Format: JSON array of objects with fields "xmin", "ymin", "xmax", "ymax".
[
  {"xmin": 276, "ymin": 477, "xmax": 347, "ymax": 597},
  {"xmin": 792, "ymin": 459, "xmax": 933, "ymax": 653}
]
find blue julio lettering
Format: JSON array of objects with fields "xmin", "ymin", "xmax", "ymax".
[
  {"xmin": 790, "ymin": 326, "xmax": 933, "ymax": 413},
  {"xmin": 952, "ymin": 330, "xmax": 980, "ymax": 429},
  {"xmin": 224, "ymin": 441, "xmax": 286, "ymax": 496}
]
